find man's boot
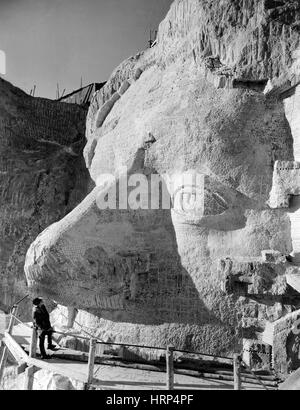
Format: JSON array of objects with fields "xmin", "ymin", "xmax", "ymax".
[
  {"xmin": 40, "ymin": 337, "xmax": 51, "ymax": 359},
  {"xmin": 41, "ymin": 354, "xmax": 51, "ymax": 360},
  {"xmin": 47, "ymin": 332, "xmax": 58, "ymax": 351}
]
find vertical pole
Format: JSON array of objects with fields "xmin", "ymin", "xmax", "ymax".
[
  {"xmin": 166, "ymin": 345, "xmax": 174, "ymax": 390},
  {"xmin": 86, "ymin": 338, "xmax": 96, "ymax": 390},
  {"xmin": 233, "ymin": 354, "xmax": 242, "ymax": 390},
  {"xmin": 23, "ymin": 366, "xmax": 35, "ymax": 390},
  {"xmin": 29, "ymin": 326, "xmax": 37, "ymax": 358},
  {"xmin": 0, "ymin": 345, "xmax": 8, "ymax": 385},
  {"xmin": 0, "ymin": 305, "xmax": 18, "ymax": 384},
  {"xmin": 0, "ymin": 340, "xmax": 3, "ymax": 359},
  {"xmin": 67, "ymin": 307, "xmax": 76, "ymax": 328},
  {"xmin": 7, "ymin": 305, "xmax": 18, "ymax": 334}
]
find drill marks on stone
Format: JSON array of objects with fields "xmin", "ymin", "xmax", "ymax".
[
  {"xmin": 0, "ymin": 78, "xmax": 90, "ymax": 313},
  {"xmin": 27, "ymin": 221, "xmax": 211, "ymax": 321},
  {"xmin": 94, "ymin": 293, "xmax": 124, "ymax": 310},
  {"xmin": 155, "ymin": 0, "xmax": 300, "ymax": 89}
]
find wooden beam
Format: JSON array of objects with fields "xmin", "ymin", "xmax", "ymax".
[
  {"xmin": 166, "ymin": 345, "xmax": 174, "ymax": 390},
  {"xmin": 3, "ymin": 333, "xmax": 28, "ymax": 364},
  {"xmin": 86, "ymin": 338, "xmax": 96, "ymax": 389},
  {"xmin": 233, "ymin": 354, "xmax": 242, "ymax": 390},
  {"xmin": 0, "ymin": 306, "xmax": 19, "ymax": 384},
  {"xmin": 0, "ymin": 346, "xmax": 9, "ymax": 383},
  {"xmin": 7, "ymin": 305, "xmax": 18, "ymax": 334},
  {"xmin": 29, "ymin": 328, "xmax": 37, "ymax": 358}
]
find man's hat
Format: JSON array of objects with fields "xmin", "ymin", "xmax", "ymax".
[{"xmin": 32, "ymin": 297, "xmax": 43, "ymax": 306}]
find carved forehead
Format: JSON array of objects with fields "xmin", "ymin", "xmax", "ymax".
[{"xmin": 89, "ymin": 66, "xmax": 291, "ymax": 189}]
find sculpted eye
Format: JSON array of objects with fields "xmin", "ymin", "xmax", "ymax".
[
  {"xmin": 172, "ymin": 185, "xmax": 229, "ymax": 221},
  {"xmin": 170, "ymin": 174, "xmax": 248, "ymax": 230}
]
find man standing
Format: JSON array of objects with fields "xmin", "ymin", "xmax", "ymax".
[{"xmin": 32, "ymin": 298, "xmax": 57, "ymax": 359}]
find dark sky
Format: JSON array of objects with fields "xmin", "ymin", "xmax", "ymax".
[{"xmin": 0, "ymin": 0, "xmax": 173, "ymax": 99}]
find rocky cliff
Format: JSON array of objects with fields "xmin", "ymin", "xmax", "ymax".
[
  {"xmin": 0, "ymin": 78, "xmax": 93, "ymax": 318},
  {"xmin": 24, "ymin": 0, "xmax": 300, "ymax": 373}
]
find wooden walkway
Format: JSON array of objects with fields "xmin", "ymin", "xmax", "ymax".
[
  {"xmin": 0, "ymin": 326, "xmax": 269, "ymax": 390},
  {"xmin": 0, "ymin": 307, "xmax": 278, "ymax": 390}
]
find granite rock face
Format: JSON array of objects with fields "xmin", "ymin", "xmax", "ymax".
[
  {"xmin": 0, "ymin": 78, "xmax": 92, "ymax": 317},
  {"xmin": 0, "ymin": 366, "xmax": 83, "ymax": 390},
  {"xmin": 25, "ymin": 0, "xmax": 300, "ymax": 366}
]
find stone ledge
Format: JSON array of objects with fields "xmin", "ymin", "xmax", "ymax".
[
  {"xmin": 219, "ymin": 250, "xmax": 294, "ymax": 297},
  {"xmin": 269, "ymin": 161, "xmax": 300, "ymax": 208}
]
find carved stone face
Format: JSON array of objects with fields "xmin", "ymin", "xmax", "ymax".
[
  {"xmin": 24, "ymin": 64, "xmax": 294, "ymax": 352},
  {"xmin": 24, "ymin": 0, "xmax": 299, "ymax": 355}
]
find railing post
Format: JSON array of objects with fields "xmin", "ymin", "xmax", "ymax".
[
  {"xmin": 0, "ymin": 305, "xmax": 18, "ymax": 384},
  {"xmin": 166, "ymin": 345, "xmax": 174, "ymax": 390},
  {"xmin": 67, "ymin": 307, "xmax": 76, "ymax": 328},
  {"xmin": 233, "ymin": 354, "xmax": 242, "ymax": 390},
  {"xmin": 85, "ymin": 338, "xmax": 96, "ymax": 390},
  {"xmin": 29, "ymin": 326, "xmax": 37, "ymax": 358},
  {"xmin": 7, "ymin": 305, "xmax": 18, "ymax": 335},
  {"xmin": 0, "ymin": 343, "xmax": 8, "ymax": 386}
]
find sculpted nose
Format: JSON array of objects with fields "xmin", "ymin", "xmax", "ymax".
[
  {"xmin": 24, "ymin": 186, "xmax": 110, "ymax": 305},
  {"xmin": 24, "ymin": 178, "xmax": 157, "ymax": 310}
]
